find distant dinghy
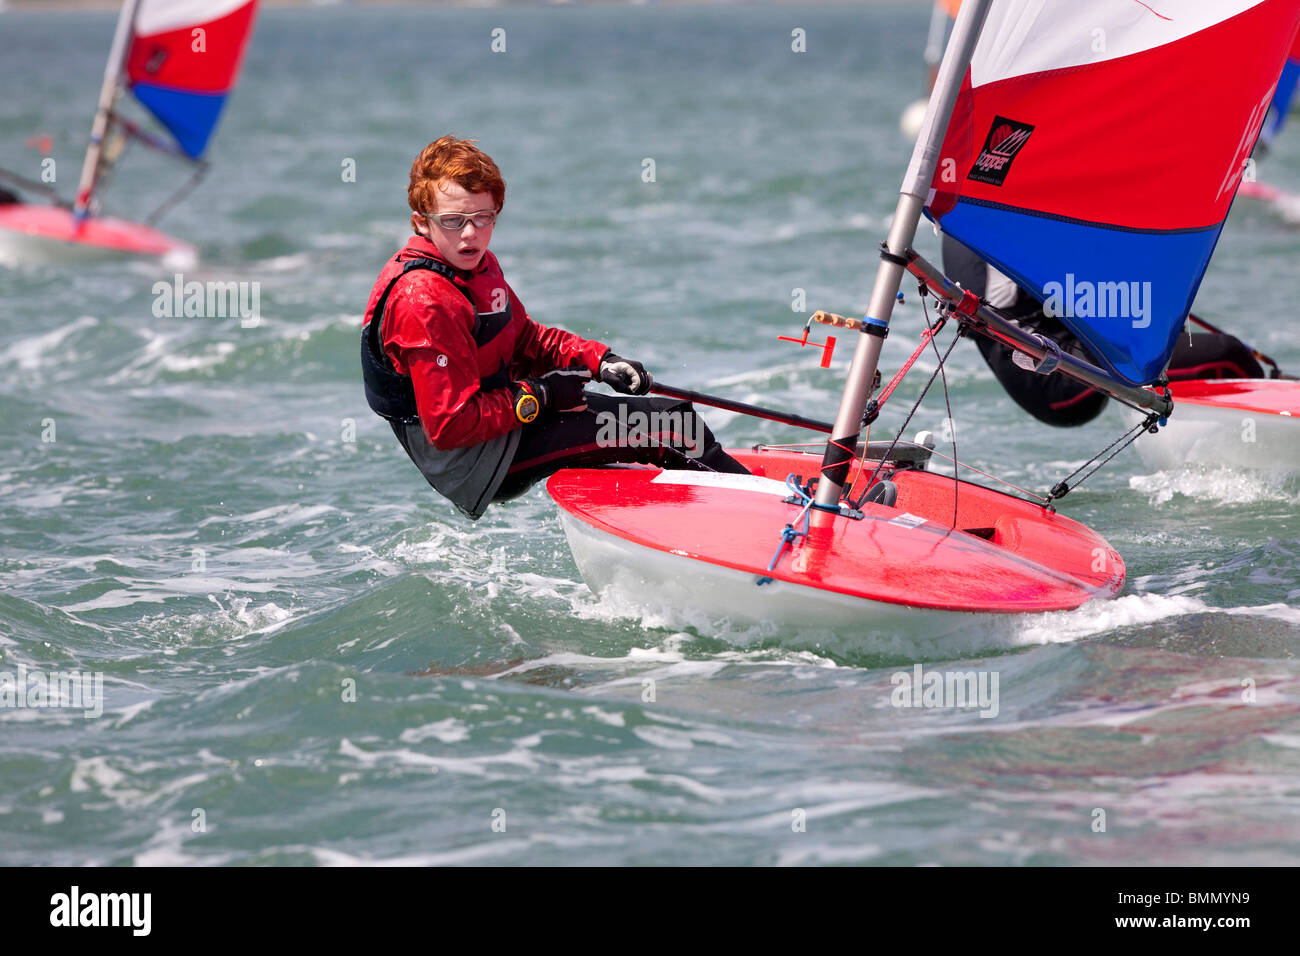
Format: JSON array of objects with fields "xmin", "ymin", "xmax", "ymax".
[
  {"xmin": 0, "ymin": 0, "xmax": 259, "ymax": 266},
  {"xmin": 899, "ymin": 0, "xmax": 959, "ymax": 139},
  {"xmin": 1134, "ymin": 379, "xmax": 1300, "ymax": 474}
]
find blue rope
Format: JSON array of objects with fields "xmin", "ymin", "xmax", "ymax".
[
  {"xmin": 784, "ymin": 473, "xmax": 813, "ymax": 505},
  {"xmin": 756, "ymin": 476, "xmax": 814, "ymax": 586}
]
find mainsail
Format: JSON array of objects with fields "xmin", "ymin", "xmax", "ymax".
[
  {"xmin": 126, "ymin": 0, "xmax": 259, "ymax": 160},
  {"xmin": 923, "ymin": 0, "xmax": 1300, "ymax": 386}
]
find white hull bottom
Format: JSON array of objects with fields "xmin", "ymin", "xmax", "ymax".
[
  {"xmin": 1134, "ymin": 403, "xmax": 1300, "ymax": 473},
  {"xmin": 558, "ymin": 512, "xmax": 1065, "ymax": 661},
  {"xmin": 0, "ymin": 226, "xmax": 196, "ymax": 269}
]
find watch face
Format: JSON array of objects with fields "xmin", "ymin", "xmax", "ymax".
[{"xmin": 517, "ymin": 394, "xmax": 539, "ymax": 423}]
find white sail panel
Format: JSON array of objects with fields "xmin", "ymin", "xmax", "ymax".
[
  {"xmin": 135, "ymin": 0, "xmax": 253, "ymax": 38},
  {"xmin": 971, "ymin": 0, "xmax": 1263, "ymax": 87}
]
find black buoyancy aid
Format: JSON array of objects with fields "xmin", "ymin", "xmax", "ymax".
[{"xmin": 361, "ymin": 257, "xmax": 512, "ymax": 423}]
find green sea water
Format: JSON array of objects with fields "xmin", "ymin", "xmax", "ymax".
[{"xmin": 1, "ymin": 3, "xmax": 1299, "ymax": 866}]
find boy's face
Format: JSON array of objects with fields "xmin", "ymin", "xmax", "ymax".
[{"xmin": 410, "ymin": 180, "xmax": 497, "ymax": 272}]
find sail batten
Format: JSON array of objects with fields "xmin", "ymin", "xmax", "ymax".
[
  {"xmin": 125, "ymin": 0, "xmax": 258, "ymax": 160},
  {"xmin": 925, "ymin": 0, "xmax": 1300, "ymax": 386}
]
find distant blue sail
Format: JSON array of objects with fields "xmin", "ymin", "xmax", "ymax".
[{"xmin": 1262, "ymin": 29, "xmax": 1300, "ymax": 149}]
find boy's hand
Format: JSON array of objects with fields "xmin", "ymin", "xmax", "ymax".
[
  {"xmin": 526, "ymin": 368, "xmax": 592, "ymax": 414},
  {"xmin": 599, "ymin": 353, "xmax": 653, "ymax": 395}
]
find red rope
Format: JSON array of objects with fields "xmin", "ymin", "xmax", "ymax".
[
  {"xmin": 818, "ymin": 438, "xmax": 858, "ymax": 479},
  {"xmin": 876, "ymin": 315, "xmax": 947, "ymax": 407}
]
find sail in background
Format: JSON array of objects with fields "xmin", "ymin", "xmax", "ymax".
[
  {"xmin": 126, "ymin": 0, "xmax": 259, "ymax": 159},
  {"xmin": 925, "ymin": 0, "xmax": 1300, "ymax": 386},
  {"xmin": 1261, "ymin": 25, "xmax": 1300, "ymax": 148}
]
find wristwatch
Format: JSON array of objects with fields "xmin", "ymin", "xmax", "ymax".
[{"xmin": 514, "ymin": 388, "xmax": 540, "ymax": 424}]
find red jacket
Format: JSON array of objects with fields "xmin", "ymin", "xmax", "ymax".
[{"xmin": 363, "ymin": 236, "xmax": 609, "ymax": 449}]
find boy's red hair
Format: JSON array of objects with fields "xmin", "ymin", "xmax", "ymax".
[{"xmin": 407, "ymin": 136, "xmax": 506, "ymax": 215}]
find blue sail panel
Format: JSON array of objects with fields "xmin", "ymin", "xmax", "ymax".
[
  {"xmin": 1263, "ymin": 57, "xmax": 1300, "ymax": 148},
  {"xmin": 931, "ymin": 200, "xmax": 1223, "ymax": 386},
  {"xmin": 129, "ymin": 85, "xmax": 227, "ymax": 159}
]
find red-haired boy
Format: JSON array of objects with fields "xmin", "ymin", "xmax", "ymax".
[{"xmin": 362, "ymin": 137, "xmax": 746, "ymax": 518}]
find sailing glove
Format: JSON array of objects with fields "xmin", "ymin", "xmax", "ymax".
[
  {"xmin": 599, "ymin": 353, "xmax": 653, "ymax": 395},
  {"xmin": 525, "ymin": 368, "xmax": 592, "ymax": 414}
]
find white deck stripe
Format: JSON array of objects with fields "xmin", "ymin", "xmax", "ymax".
[{"xmin": 649, "ymin": 471, "xmax": 793, "ymax": 496}]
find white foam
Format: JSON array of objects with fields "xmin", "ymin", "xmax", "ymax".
[
  {"xmin": 338, "ymin": 736, "xmax": 541, "ymax": 777},
  {"xmin": 66, "ymin": 756, "xmax": 209, "ymax": 813},
  {"xmin": 199, "ymin": 503, "xmax": 336, "ymax": 528},
  {"xmin": 652, "ymin": 773, "xmax": 730, "ymax": 803},
  {"xmin": 155, "ymin": 341, "xmax": 237, "ymax": 374},
  {"xmin": 110, "ymin": 699, "xmax": 156, "ymax": 729},
  {"xmin": 398, "ymin": 718, "xmax": 470, "ymax": 745},
  {"xmin": 1012, "ymin": 593, "xmax": 1300, "ymax": 646},
  {"xmin": 488, "ymin": 642, "xmax": 838, "ymax": 685},
  {"xmin": 632, "ymin": 725, "xmax": 699, "ymax": 750},
  {"xmin": 777, "ymin": 843, "xmax": 882, "ymax": 866},
  {"xmin": 103, "ymin": 325, "xmax": 181, "ymax": 385},
  {"xmin": 307, "ymin": 831, "xmax": 629, "ymax": 867},
  {"xmin": 694, "ymin": 781, "xmax": 938, "ymax": 834},
  {"xmin": 133, "ymin": 815, "xmax": 235, "ymax": 867},
  {"xmin": 310, "ymin": 840, "xmax": 531, "ymax": 867},
  {"xmin": 4, "ymin": 315, "xmax": 97, "ymax": 370},
  {"xmin": 256, "ymin": 252, "xmax": 314, "ymax": 273},
  {"xmin": 1130, "ymin": 467, "xmax": 1297, "ymax": 506},
  {"xmin": 579, "ymin": 705, "xmax": 626, "ymax": 728}
]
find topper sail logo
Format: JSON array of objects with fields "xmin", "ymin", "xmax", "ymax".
[
  {"xmin": 968, "ymin": 115, "xmax": 1035, "ymax": 186},
  {"xmin": 144, "ymin": 46, "xmax": 168, "ymax": 74}
]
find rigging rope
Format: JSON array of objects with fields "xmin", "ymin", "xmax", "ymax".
[
  {"xmin": 918, "ymin": 447, "xmax": 1050, "ymax": 504},
  {"xmin": 756, "ymin": 475, "xmax": 815, "ymax": 586},
  {"xmin": 753, "ymin": 275, "xmax": 1169, "ymax": 575},
  {"xmin": 146, "ymin": 161, "xmax": 209, "ymax": 227},
  {"xmin": 867, "ymin": 280, "xmax": 1164, "ymax": 510},
  {"xmin": 921, "ymin": 293, "xmax": 961, "ymax": 529},
  {"xmin": 844, "ymin": 306, "xmax": 946, "ymax": 503},
  {"xmin": 1044, "ymin": 413, "xmax": 1160, "ymax": 504},
  {"xmin": 851, "ymin": 300, "xmax": 964, "ymax": 510}
]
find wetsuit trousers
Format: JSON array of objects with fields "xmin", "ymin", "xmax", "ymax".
[{"xmin": 493, "ymin": 392, "xmax": 749, "ymax": 502}]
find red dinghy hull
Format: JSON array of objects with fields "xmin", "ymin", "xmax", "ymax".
[
  {"xmin": 1136, "ymin": 379, "xmax": 1300, "ymax": 473},
  {"xmin": 1168, "ymin": 378, "xmax": 1300, "ymax": 416},
  {"xmin": 548, "ymin": 447, "xmax": 1123, "ymax": 640},
  {"xmin": 0, "ymin": 204, "xmax": 196, "ymax": 266}
]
